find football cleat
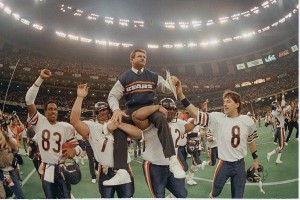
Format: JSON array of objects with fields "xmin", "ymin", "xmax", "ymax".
[
  {"xmin": 92, "ymin": 179, "xmax": 96, "ymax": 184},
  {"xmin": 284, "ymin": 142, "xmax": 288, "ymax": 146},
  {"xmin": 187, "ymin": 177, "xmax": 197, "ymax": 186},
  {"xmin": 103, "ymin": 169, "xmax": 131, "ymax": 186},
  {"xmin": 166, "ymin": 193, "xmax": 175, "ymax": 198},
  {"xmin": 275, "ymin": 160, "xmax": 283, "ymax": 164}
]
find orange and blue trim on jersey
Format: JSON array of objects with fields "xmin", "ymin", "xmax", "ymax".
[
  {"xmin": 196, "ymin": 111, "xmax": 209, "ymax": 127},
  {"xmin": 29, "ymin": 111, "xmax": 39, "ymax": 126},
  {"xmin": 247, "ymin": 131, "xmax": 259, "ymax": 143}
]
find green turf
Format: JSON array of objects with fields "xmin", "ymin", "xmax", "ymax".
[{"xmin": 18, "ymin": 124, "xmax": 298, "ymax": 198}]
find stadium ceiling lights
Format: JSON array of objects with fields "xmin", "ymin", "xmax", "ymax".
[
  {"xmin": 58, "ymin": 0, "xmax": 277, "ymax": 30},
  {"xmin": 0, "ymin": 1, "xmax": 297, "ymax": 50}
]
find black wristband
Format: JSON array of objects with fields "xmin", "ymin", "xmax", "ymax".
[
  {"xmin": 252, "ymin": 150, "xmax": 258, "ymax": 159},
  {"xmin": 181, "ymin": 98, "xmax": 191, "ymax": 108}
]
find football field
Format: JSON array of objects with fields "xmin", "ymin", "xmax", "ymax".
[{"xmin": 18, "ymin": 124, "xmax": 298, "ymax": 199}]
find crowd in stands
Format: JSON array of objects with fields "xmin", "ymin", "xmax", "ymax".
[
  {"xmin": 0, "ymin": 49, "xmax": 298, "ymax": 89},
  {"xmin": 0, "ymin": 51, "xmax": 124, "ymax": 78}
]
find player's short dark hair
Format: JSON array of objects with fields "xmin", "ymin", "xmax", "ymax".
[
  {"xmin": 44, "ymin": 100, "xmax": 57, "ymax": 110},
  {"xmin": 130, "ymin": 49, "xmax": 147, "ymax": 61},
  {"xmin": 223, "ymin": 90, "xmax": 242, "ymax": 114}
]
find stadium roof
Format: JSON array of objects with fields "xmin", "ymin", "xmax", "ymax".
[{"xmin": 0, "ymin": 0, "xmax": 298, "ymax": 65}]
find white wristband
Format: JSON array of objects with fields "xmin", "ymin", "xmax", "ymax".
[{"xmin": 34, "ymin": 77, "xmax": 44, "ymax": 87}]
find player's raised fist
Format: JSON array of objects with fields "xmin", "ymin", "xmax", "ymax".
[
  {"xmin": 77, "ymin": 83, "xmax": 89, "ymax": 98},
  {"xmin": 40, "ymin": 69, "xmax": 52, "ymax": 80}
]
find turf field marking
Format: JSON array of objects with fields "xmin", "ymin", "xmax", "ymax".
[
  {"xmin": 11, "ymin": 168, "xmax": 35, "ymax": 199},
  {"xmin": 21, "ymin": 168, "xmax": 76, "ymax": 199},
  {"xmin": 256, "ymin": 141, "xmax": 276, "ymax": 146},
  {"xmin": 22, "ymin": 168, "xmax": 36, "ymax": 185},
  {"xmin": 192, "ymin": 176, "xmax": 298, "ymax": 186}
]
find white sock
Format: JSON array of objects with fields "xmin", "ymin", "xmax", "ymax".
[
  {"xmin": 276, "ymin": 153, "xmax": 282, "ymax": 161},
  {"xmin": 187, "ymin": 172, "xmax": 194, "ymax": 178},
  {"xmin": 269, "ymin": 150, "xmax": 276, "ymax": 156}
]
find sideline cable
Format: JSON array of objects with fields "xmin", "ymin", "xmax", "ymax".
[{"xmin": 2, "ymin": 58, "xmax": 20, "ymax": 112}]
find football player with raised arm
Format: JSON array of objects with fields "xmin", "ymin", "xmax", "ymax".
[
  {"xmin": 173, "ymin": 77, "xmax": 260, "ymax": 198},
  {"xmin": 199, "ymin": 100, "xmax": 218, "ymax": 170},
  {"xmin": 267, "ymin": 90, "xmax": 287, "ymax": 164},
  {"xmin": 25, "ymin": 69, "xmax": 82, "ymax": 199},
  {"xmin": 186, "ymin": 100, "xmax": 210, "ymax": 186},
  {"xmin": 70, "ymin": 83, "xmax": 142, "ymax": 198}
]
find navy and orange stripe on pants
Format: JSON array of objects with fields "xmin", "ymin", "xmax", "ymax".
[
  {"xmin": 211, "ymin": 159, "xmax": 246, "ymax": 198},
  {"xmin": 276, "ymin": 127, "xmax": 285, "ymax": 153}
]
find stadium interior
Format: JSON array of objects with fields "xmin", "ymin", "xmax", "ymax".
[{"xmin": 0, "ymin": 0, "xmax": 298, "ymax": 198}]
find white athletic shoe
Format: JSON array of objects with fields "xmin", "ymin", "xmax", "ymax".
[
  {"xmin": 81, "ymin": 159, "xmax": 85, "ymax": 166},
  {"xmin": 273, "ymin": 142, "xmax": 277, "ymax": 145},
  {"xmin": 275, "ymin": 160, "xmax": 283, "ymax": 164},
  {"xmin": 166, "ymin": 193, "xmax": 175, "ymax": 198},
  {"xmin": 201, "ymin": 161, "xmax": 206, "ymax": 170},
  {"xmin": 92, "ymin": 179, "xmax": 96, "ymax": 183},
  {"xmin": 191, "ymin": 179, "xmax": 197, "ymax": 185},
  {"xmin": 169, "ymin": 156, "xmax": 185, "ymax": 179},
  {"xmin": 103, "ymin": 169, "xmax": 131, "ymax": 186},
  {"xmin": 284, "ymin": 142, "xmax": 288, "ymax": 146},
  {"xmin": 267, "ymin": 153, "xmax": 271, "ymax": 162},
  {"xmin": 186, "ymin": 177, "xmax": 197, "ymax": 186}
]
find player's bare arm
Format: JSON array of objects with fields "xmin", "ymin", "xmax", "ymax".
[
  {"xmin": 107, "ymin": 121, "xmax": 142, "ymax": 139},
  {"xmin": 175, "ymin": 79, "xmax": 198, "ymax": 118},
  {"xmin": 183, "ymin": 99, "xmax": 208, "ymax": 133},
  {"xmin": 184, "ymin": 119, "xmax": 196, "ymax": 133},
  {"xmin": 70, "ymin": 83, "xmax": 91, "ymax": 139},
  {"xmin": 132, "ymin": 105, "xmax": 165, "ymax": 130},
  {"xmin": 26, "ymin": 69, "xmax": 53, "ymax": 118},
  {"xmin": 249, "ymin": 141, "xmax": 259, "ymax": 173}
]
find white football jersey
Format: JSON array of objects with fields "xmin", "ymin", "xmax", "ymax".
[
  {"xmin": 29, "ymin": 111, "xmax": 76, "ymax": 164},
  {"xmin": 196, "ymin": 111, "xmax": 258, "ymax": 162},
  {"xmin": 169, "ymin": 119, "xmax": 187, "ymax": 147},
  {"xmin": 142, "ymin": 124, "xmax": 169, "ymax": 165},
  {"xmin": 273, "ymin": 106, "xmax": 285, "ymax": 128},
  {"xmin": 84, "ymin": 120, "xmax": 130, "ymax": 168},
  {"xmin": 206, "ymin": 129, "xmax": 217, "ymax": 148}
]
